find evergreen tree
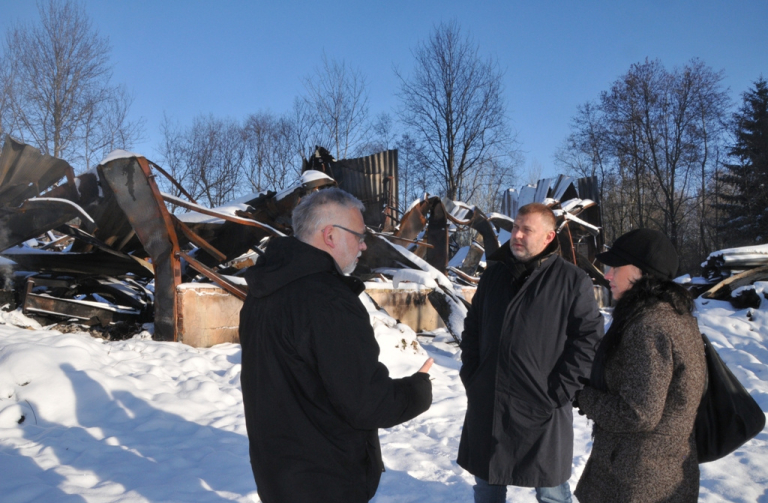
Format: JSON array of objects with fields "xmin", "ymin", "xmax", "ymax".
[{"xmin": 719, "ymin": 78, "xmax": 768, "ymax": 245}]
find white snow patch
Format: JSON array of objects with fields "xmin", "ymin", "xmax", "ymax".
[
  {"xmin": 392, "ymin": 269, "xmax": 438, "ymax": 289},
  {"xmin": 0, "ymin": 287, "xmax": 764, "ymax": 502}
]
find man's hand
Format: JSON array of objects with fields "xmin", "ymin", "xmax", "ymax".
[{"xmin": 418, "ymin": 357, "xmax": 434, "ymax": 374}]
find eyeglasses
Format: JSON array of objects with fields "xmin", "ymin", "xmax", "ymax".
[{"xmin": 332, "ymin": 224, "xmax": 367, "ymax": 244}]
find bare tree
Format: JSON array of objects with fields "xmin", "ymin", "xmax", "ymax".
[
  {"xmin": 556, "ymin": 101, "xmax": 610, "ymax": 199},
  {"xmin": 395, "ymin": 133, "xmax": 429, "ymax": 214},
  {"xmin": 357, "ymin": 112, "xmax": 398, "ymax": 156},
  {"xmin": 0, "ymin": 59, "xmax": 11, "ymax": 137},
  {"xmin": 243, "ymin": 111, "xmax": 300, "ymax": 192},
  {"xmin": 157, "ymin": 114, "xmax": 187, "ymax": 199},
  {"xmin": 396, "ymin": 20, "xmax": 518, "ymax": 202},
  {"xmin": 558, "ymin": 58, "xmax": 729, "ymax": 271},
  {"xmin": 607, "ymin": 59, "xmax": 728, "ymax": 251},
  {"xmin": 159, "ymin": 114, "xmax": 246, "ymax": 208},
  {"xmin": 0, "ymin": 0, "xmax": 143, "ymax": 171},
  {"xmin": 302, "ymin": 54, "xmax": 369, "ymax": 159}
]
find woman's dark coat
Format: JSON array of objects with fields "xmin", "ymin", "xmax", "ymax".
[
  {"xmin": 575, "ymin": 283, "xmax": 706, "ymax": 503},
  {"xmin": 239, "ymin": 237, "xmax": 432, "ymax": 503},
  {"xmin": 457, "ymin": 242, "xmax": 604, "ymax": 487}
]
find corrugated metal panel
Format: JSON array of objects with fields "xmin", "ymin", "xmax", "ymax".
[
  {"xmin": 332, "ymin": 149, "xmax": 398, "ymax": 230},
  {"xmin": 518, "ymin": 184, "xmax": 537, "ymax": 208},
  {"xmin": 501, "ymin": 188, "xmax": 519, "ymax": 218},
  {"xmin": 551, "ymin": 175, "xmax": 576, "ymax": 202},
  {"xmin": 534, "ymin": 178, "xmax": 554, "ymax": 202}
]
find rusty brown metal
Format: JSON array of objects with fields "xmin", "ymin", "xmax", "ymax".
[
  {"xmin": 98, "ymin": 156, "xmax": 182, "ymax": 341},
  {"xmin": 0, "ymin": 198, "xmax": 93, "ymax": 251},
  {"xmin": 425, "ymin": 200, "xmax": 449, "ymax": 273},
  {"xmin": 448, "ymin": 266, "xmax": 480, "ymax": 284},
  {"xmin": 22, "ymin": 278, "xmax": 140, "ymax": 326},
  {"xmin": 0, "ymin": 137, "xmax": 608, "ymax": 343},
  {"xmin": 382, "ymin": 175, "xmax": 397, "ymax": 231},
  {"xmin": 162, "ymin": 193, "xmax": 285, "ymax": 236},
  {"xmin": 148, "ymin": 160, "xmax": 199, "ymax": 205},
  {"xmin": 304, "ymin": 148, "xmax": 398, "ymax": 230},
  {"xmin": 558, "ymin": 223, "xmax": 577, "ymax": 264},
  {"xmin": 178, "ymin": 251, "xmax": 247, "ymax": 301},
  {"xmin": 367, "ymin": 230, "xmax": 434, "ymax": 249},
  {"xmin": 395, "ymin": 199, "xmax": 430, "ymax": 243},
  {"xmin": 4, "ymin": 248, "xmax": 152, "ymax": 277},
  {"xmin": 0, "ymin": 136, "xmax": 74, "ymax": 206},
  {"xmin": 172, "ymin": 216, "xmax": 227, "ymax": 263}
]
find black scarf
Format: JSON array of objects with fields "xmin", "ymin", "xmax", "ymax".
[{"xmin": 503, "ymin": 238, "xmax": 560, "ymax": 294}]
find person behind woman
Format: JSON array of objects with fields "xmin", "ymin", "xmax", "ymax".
[{"xmin": 574, "ymin": 229, "xmax": 706, "ymax": 503}]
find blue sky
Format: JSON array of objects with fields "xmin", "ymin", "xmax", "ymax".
[{"xmin": 1, "ymin": 0, "xmax": 766, "ymax": 180}]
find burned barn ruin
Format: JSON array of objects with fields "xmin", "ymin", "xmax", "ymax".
[{"xmin": 0, "ymin": 136, "xmax": 609, "ymax": 346}]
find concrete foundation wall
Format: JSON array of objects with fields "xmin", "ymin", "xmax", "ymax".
[
  {"xmin": 366, "ymin": 286, "xmax": 476, "ymax": 333},
  {"xmin": 176, "ymin": 284, "xmax": 243, "ymax": 348},
  {"xmin": 366, "ymin": 289, "xmax": 444, "ymax": 333},
  {"xmin": 174, "ymin": 283, "xmax": 479, "ymax": 348}
]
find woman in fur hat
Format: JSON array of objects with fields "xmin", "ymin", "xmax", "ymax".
[{"xmin": 574, "ymin": 229, "xmax": 706, "ymax": 503}]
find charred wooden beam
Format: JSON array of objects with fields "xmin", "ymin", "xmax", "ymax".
[{"xmin": 702, "ymin": 265, "xmax": 768, "ymax": 301}]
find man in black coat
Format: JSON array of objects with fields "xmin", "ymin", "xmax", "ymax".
[
  {"xmin": 457, "ymin": 203, "xmax": 603, "ymax": 503},
  {"xmin": 239, "ymin": 187, "xmax": 433, "ymax": 503}
]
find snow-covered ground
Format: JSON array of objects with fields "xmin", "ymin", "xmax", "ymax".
[{"xmin": 0, "ymin": 288, "xmax": 766, "ymax": 502}]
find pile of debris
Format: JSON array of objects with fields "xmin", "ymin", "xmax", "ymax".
[
  {"xmin": 0, "ymin": 137, "xmax": 607, "ymax": 345},
  {"xmin": 695, "ymin": 244, "xmax": 768, "ymax": 308}
]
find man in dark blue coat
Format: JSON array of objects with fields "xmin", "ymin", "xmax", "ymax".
[
  {"xmin": 239, "ymin": 188, "xmax": 433, "ymax": 503},
  {"xmin": 458, "ymin": 203, "xmax": 604, "ymax": 503}
]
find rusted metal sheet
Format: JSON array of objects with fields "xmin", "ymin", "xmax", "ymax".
[
  {"xmin": 54, "ymin": 225, "xmax": 153, "ymax": 275},
  {"xmin": 2, "ymin": 249, "xmax": 152, "ymax": 277},
  {"xmin": 304, "ymin": 147, "xmax": 398, "ymax": 230},
  {"xmin": 43, "ymin": 169, "xmax": 138, "ymax": 251},
  {"xmin": 23, "ymin": 293, "xmax": 139, "ymax": 325},
  {"xmin": 0, "ymin": 198, "xmax": 93, "ymax": 251},
  {"xmin": 356, "ymin": 233, "xmax": 422, "ymax": 274},
  {"xmin": 425, "ymin": 200, "xmax": 448, "ymax": 273},
  {"xmin": 98, "ymin": 156, "xmax": 181, "ymax": 341},
  {"xmin": 178, "ymin": 251, "xmax": 246, "ymax": 301},
  {"xmin": 172, "ymin": 216, "xmax": 227, "ymax": 263},
  {"xmin": 22, "ymin": 278, "xmax": 141, "ymax": 326},
  {"xmin": 396, "ymin": 199, "xmax": 431, "ymax": 243},
  {"xmin": 0, "ymin": 135, "xmax": 75, "ymax": 206}
]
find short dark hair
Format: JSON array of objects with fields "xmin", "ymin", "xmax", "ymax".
[
  {"xmin": 291, "ymin": 188, "xmax": 364, "ymax": 242},
  {"xmin": 516, "ymin": 203, "xmax": 556, "ymax": 231}
]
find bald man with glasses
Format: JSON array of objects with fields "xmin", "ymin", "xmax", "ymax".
[{"xmin": 239, "ymin": 187, "xmax": 434, "ymax": 503}]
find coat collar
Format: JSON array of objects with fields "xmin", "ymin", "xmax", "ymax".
[
  {"xmin": 489, "ymin": 237, "xmax": 561, "ymax": 271},
  {"xmin": 245, "ymin": 236, "xmax": 365, "ymax": 297}
]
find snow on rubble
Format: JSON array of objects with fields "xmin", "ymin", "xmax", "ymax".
[{"xmin": 0, "ymin": 288, "xmax": 766, "ymax": 502}]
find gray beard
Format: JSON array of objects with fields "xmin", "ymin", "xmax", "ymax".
[
  {"xmin": 341, "ymin": 251, "xmax": 362, "ymax": 275},
  {"xmin": 342, "ymin": 260, "xmax": 357, "ymax": 275}
]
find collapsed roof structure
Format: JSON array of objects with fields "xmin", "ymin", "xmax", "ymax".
[
  {"xmin": 0, "ymin": 137, "xmax": 608, "ymax": 345},
  {"xmin": 694, "ymin": 244, "xmax": 768, "ymax": 309}
]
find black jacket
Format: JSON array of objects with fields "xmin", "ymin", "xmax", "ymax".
[
  {"xmin": 457, "ymin": 241, "xmax": 604, "ymax": 487},
  {"xmin": 239, "ymin": 236, "xmax": 432, "ymax": 503}
]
